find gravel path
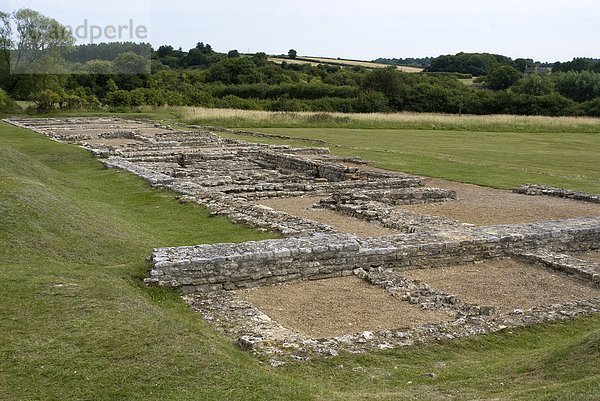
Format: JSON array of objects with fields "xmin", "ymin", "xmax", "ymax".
[
  {"xmin": 402, "ymin": 259, "xmax": 600, "ymax": 313},
  {"xmin": 397, "ymin": 178, "xmax": 600, "ymax": 226},
  {"xmin": 238, "ymin": 276, "xmax": 452, "ymax": 339},
  {"xmin": 576, "ymin": 250, "xmax": 600, "ymax": 263}
]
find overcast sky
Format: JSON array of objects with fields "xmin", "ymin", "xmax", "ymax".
[{"xmin": 4, "ymin": 0, "xmax": 599, "ymax": 62}]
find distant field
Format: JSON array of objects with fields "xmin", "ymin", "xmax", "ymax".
[
  {"xmin": 171, "ymin": 106, "xmax": 600, "ymax": 133},
  {"xmin": 268, "ymin": 57, "xmax": 322, "ymax": 67},
  {"xmin": 268, "ymin": 56, "xmax": 424, "ymax": 73},
  {"xmin": 220, "ymin": 127, "xmax": 600, "ymax": 193}
]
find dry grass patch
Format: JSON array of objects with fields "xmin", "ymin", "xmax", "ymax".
[{"xmin": 165, "ymin": 106, "xmax": 600, "ymax": 133}]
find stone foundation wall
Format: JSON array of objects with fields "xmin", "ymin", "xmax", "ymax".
[
  {"xmin": 146, "ymin": 217, "xmax": 600, "ymax": 293},
  {"xmin": 517, "ymin": 251, "xmax": 600, "ymax": 285},
  {"xmin": 318, "ymin": 197, "xmax": 464, "ymax": 233},
  {"xmin": 322, "ymin": 188, "xmax": 456, "ymax": 206},
  {"xmin": 514, "ymin": 184, "xmax": 600, "ymax": 204},
  {"xmin": 255, "ymin": 150, "xmax": 416, "ymax": 183}
]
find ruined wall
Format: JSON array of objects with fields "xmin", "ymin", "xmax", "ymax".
[
  {"xmin": 321, "ymin": 188, "xmax": 456, "ymax": 206},
  {"xmin": 147, "ymin": 217, "xmax": 600, "ymax": 294},
  {"xmin": 254, "ymin": 150, "xmax": 415, "ymax": 183},
  {"xmin": 514, "ymin": 185, "xmax": 600, "ymax": 204}
]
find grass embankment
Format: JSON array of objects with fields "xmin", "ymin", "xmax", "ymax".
[{"xmin": 1, "ymin": 121, "xmax": 600, "ymax": 400}]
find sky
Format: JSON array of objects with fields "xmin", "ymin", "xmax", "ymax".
[{"xmin": 3, "ymin": 0, "xmax": 600, "ymax": 62}]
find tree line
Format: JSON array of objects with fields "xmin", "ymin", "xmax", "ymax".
[{"xmin": 1, "ymin": 8, "xmax": 600, "ymax": 117}]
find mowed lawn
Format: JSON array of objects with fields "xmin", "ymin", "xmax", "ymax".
[
  {"xmin": 231, "ymin": 128, "xmax": 600, "ymax": 193},
  {"xmin": 1, "ymin": 121, "xmax": 600, "ymax": 401}
]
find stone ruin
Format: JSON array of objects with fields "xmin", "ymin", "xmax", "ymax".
[{"xmin": 7, "ymin": 117, "xmax": 600, "ymax": 363}]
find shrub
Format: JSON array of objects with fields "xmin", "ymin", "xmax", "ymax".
[
  {"xmin": 34, "ymin": 89, "xmax": 61, "ymax": 111},
  {"xmin": 580, "ymin": 97, "xmax": 600, "ymax": 117},
  {"xmin": 0, "ymin": 88, "xmax": 7, "ymax": 109},
  {"xmin": 513, "ymin": 74, "xmax": 554, "ymax": 96},
  {"xmin": 104, "ymin": 90, "xmax": 132, "ymax": 107},
  {"xmin": 553, "ymin": 71, "xmax": 600, "ymax": 102},
  {"xmin": 486, "ymin": 65, "xmax": 523, "ymax": 90},
  {"xmin": 353, "ymin": 90, "xmax": 390, "ymax": 113}
]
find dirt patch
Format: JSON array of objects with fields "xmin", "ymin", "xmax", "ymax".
[
  {"xmin": 237, "ymin": 276, "xmax": 452, "ymax": 338},
  {"xmin": 258, "ymin": 196, "xmax": 399, "ymax": 237},
  {"xmin": 396, "ymin": 178, "xmax": 600, "ymax": 226},
  {"xmin": 402, "ymin": 259, "xmax": 600, "ymax": 313},
  {"xmin": 575, "ymin": 250, "xmax": 600, "ymax": 263}
]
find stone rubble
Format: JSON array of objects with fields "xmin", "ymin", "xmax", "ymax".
[{"xmin": 514, "ymin": 184, "xmax": 600, "ymax": 204}]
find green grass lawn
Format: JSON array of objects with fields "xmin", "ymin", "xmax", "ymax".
[
  {"xmin": 225, "ymin": 128, "xmax": 600, "ymax": 193},
  {"xmin": 1, "ymin": 121, "xmax": 600, "ymax": 400}
]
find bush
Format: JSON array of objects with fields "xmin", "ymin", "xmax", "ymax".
[
  {"xmin": 104, "ymin": 90, "xmax": 132, "ymax": 107},
  {"xmin": 486, "ymin": 65, "xmax": 523, "ymax": 90},
  {"xmin": 215, "ymin": 95, "xmax": 263, "ymax": 110},
  {"xmin": 34, "ymin": 89, "xmax": 61, "ymax": 111},
  {"xmin": 580, "ymin": 97, "xmax": 600, "ymax": 117},
  {"xmin": 513, "ymin": 74, "xmax": 554, "ymax": 96},
  {"xmin": 553, "ymin": 71, "xmax": 600, "ymax": 102},
  {"xmin": 0, "ymin": 88, "xmax": 7, "ymax": 110},
  {"xmin": 353, "ymin": 90, "xmax": 390, "ymax": 113}
]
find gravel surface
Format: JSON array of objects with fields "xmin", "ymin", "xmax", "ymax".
[
  {"xmin": 576, "ymin": 250, "xmax": 600, "ymax": 263},
  {"xmin": 238, "ymin": 276, "xmax": 452, "ymax": 338},
  {"xmin": 396, "ymin": 178, "xmax": 600, "ymax": 226},
  {"xmin": 258, "ymin": 196, "xmax": 399, "ymax": 237},
  {"xmin": 402, "ymin": 259, "xmax": 600, "ymax": 313}
]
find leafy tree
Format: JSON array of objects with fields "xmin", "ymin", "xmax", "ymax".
[
  {"xmin": 580, "ymin": 97, "xmax": 600, "ymax": 116},
  {"xmin": 288, "ymin": 49, "xmax": 298, "ymax": 59},
  {"xmin": 156, "ymin": 45, "xmax": 174, "ymax": 58},
  {"xmin": 104, "ymin": 90, "xmax": 131, "ymax": 107},
  {"xmin": 82, "ymin": 59, "xmax": 113, "ymax": 75},
  {"xmin": 486, "ymin": 65, "xmax": 522, "ymax": 90},
  {"xmin": 206, "ymin": 57, "xmax": 261, "ymax": 85},
  {"xmin": 252, "ymin": 52, "xmax": 269, "ymax": 67},
  {"xmin": 195, "ymin": 42, "xmax": 213, "ymax": 54},
  {"xmin": 0, "ymin": 12, "xmax": 10, "ymax": 76},
  {"xmin": 514, "ymin": 58, "xmax": 535, "ymax": 73},
  {"xmin": 113, "ymin": 51, "xmax": 150, "ymax": 75},
  {"xmin": 553, "ymin": 58, "xmax": 599, "ymax": 73},
  {"xmin": 428, "ymin": 52, "xmax": 513, "ymax": 76},
  {"xmin": 513, "ymin": 74, "xmax": 554, "ymax": 96},
  {"xmin": 361, "ymin": 67, "xmax": 414, "ymax": 110},
  {"xmin": 353, "ymin": 90, "xmax": 389, "ymax": 112},
  {"xmin": 34, "ymin": 89, "xmax": 61, "ymax": 110},
  {"xmin": 0, "ymin": 88, "xmax": 7, "ymax": 109},
  {"xmin": 228, "ymin": 49, "xmax": 240, "ymax": 58},
  {"xmin": 553, "ymin": 71, "xmax": 600, "ymax": 102},
  {"xmin": 65, "ymin": 42, "xmax": 152, "ymax": 62},
  {"xmin": 2, "ymin": 8, "xmax": 74, "ymax": 74}
]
